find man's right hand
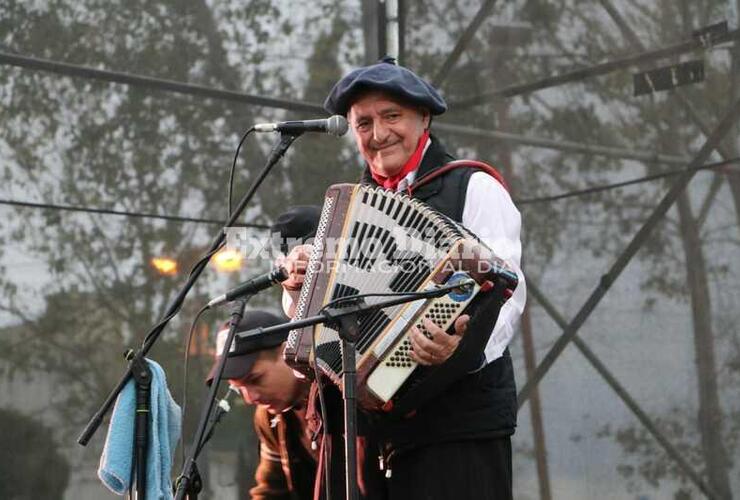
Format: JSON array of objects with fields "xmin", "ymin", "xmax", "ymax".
[{"xmin": 276, "ymin": 244, "xmax": 313, "ymax": 291}]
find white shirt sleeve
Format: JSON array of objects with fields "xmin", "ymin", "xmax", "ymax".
[
  {"xmin": 462, "ymin": 171, "xmax": 526, "ymax": 364},
  {"xmin": 281, "ymin": 288, "xmax": 300, "ymax": 318}
]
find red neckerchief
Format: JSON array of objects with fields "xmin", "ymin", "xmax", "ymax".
[{"xmin": 370, "ymin": 129, "xmax": 430, "ymax": 190}]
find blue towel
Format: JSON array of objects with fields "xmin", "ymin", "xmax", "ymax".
[{"xmin": 98, "ymin": 359, "xmax": 182, "ymax": 499}]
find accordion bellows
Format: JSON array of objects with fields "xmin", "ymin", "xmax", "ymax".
[{"xmin": 284, "ymin": 183, "xmax": 517, "ymax": 412}]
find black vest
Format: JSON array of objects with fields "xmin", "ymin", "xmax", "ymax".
[{"xmin": 360, "ymin": 135, "xmax": 518, "ymax": 450}]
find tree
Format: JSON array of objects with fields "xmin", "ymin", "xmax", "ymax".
[
  {"xmin": 402, "ymin": 0, "xmax": 739, "ymax": 497},
  {"xmin": 514, "ymin": 1, "xmax": 739, "ymax": 497},
  {"xmin": 0, "ymin": 408, "xmax": 71, "ymax": 499},
  {"xmin": 0, "ymin": 0, "xmax": 355, "ymax": 496}
]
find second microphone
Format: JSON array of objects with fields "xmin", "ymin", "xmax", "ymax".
[{"xmin": 207, "ymin": 267, "xmax": 289, "ymax": 308}]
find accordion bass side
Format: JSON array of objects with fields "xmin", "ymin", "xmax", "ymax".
[{"xmin": 283, "ymin": 183, "xmax": 518, "ymax": 412}]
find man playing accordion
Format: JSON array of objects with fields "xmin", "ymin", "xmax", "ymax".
[{"xmin": 280, "ymin": 57, "xmax": 526, "ymax": 500}]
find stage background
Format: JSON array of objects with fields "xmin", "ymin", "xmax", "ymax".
[{"xmin": 1, "ymin": 1, "xmax": 739, "ymax": 498}]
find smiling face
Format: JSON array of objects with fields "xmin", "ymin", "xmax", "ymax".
[
  {"xmin": 348, "ymin": 91, "xmax": 431, "ymax": 178},
  {"xmin": 230, "ymin": 345, "xmax": 306, "ymax": 414}
]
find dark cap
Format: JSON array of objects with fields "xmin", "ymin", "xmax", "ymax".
[
  {"xmin": 270, "ymin": 205, "xmax": 321, "ymax": 255},
  {"xmin": 324, "ymin": 56, "xmax": 447, "ymax": 117},
  {"xmin": 205, "ymin": 310, "xmax": 286, "ymax": 385}
]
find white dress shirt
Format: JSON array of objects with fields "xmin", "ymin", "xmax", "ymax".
[{"xmin": 461, "ymin": 172, "xmax": 526, "ymax": 363}]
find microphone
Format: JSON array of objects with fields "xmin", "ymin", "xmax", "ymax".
[
  {"xmin": 207, "ymin": 267, "xmax": 289, "ymax": 308},
  {"xmin": 216, "ymin": 385, "xmax": 239, "ymax": 414},
  {"xmin": 201, "ymin": 385, "xmax": 239, "ymax": 451},
  {"xmin": 254, "ymin": 115, "xmax": 348, "ymax": 137}
]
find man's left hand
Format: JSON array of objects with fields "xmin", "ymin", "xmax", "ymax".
[{"xmin": 409, "ymin": 315, "xmax": 470, "ymax": 366}]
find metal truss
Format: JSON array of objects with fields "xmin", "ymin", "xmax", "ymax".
[
  {"xmin": 517, "ymin": 96, "xmax": 740, "ymax": 500},
  {"xmin": 0, "ymin": 51, "xmax": 323, "ymax": 114},
  {"xmin": 424, "ymin": 3, "xmax": 737, "ymax": 498},
  {"xmin": 0, "ymin": 51, "xmax": 688, "ymax": 165},
  {"xmin": 431, "ymin": 0, "xmax": 498, "ymax": 87},
  {"xmin": 526, "ymin": 282, "xmax": 717, "ymax": 498},
  {"xmin": 451, "ymin": 26, "xmax": 740, "ymax": 107}
]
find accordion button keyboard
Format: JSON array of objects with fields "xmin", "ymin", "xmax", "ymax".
[{"xmin": 366, "ymin": 282, "xmax": 480, "ymax": 403}]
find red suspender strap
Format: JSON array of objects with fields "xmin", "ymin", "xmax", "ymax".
[{"xmin": 407, "ymin": 159, "xmax": 509, "ymax": 196}]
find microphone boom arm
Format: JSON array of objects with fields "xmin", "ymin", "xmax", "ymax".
[{"xmin": 77, "ymin": 132, "xmax": 300, "ymax": 447}]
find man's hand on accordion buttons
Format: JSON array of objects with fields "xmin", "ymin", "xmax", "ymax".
[
  {"xmin": 276, "ymin": 244, "xmax": 313, "ymax": 291},
  {"xmin": 409, "ymin": 315, "xmax": 470, "ymax": 366}
]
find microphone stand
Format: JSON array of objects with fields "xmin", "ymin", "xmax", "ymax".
[
  {"xmin": 230, "ymin": 281, "xmax": 482, "ymax": 500},
  {"xmin": 77, "ymin": 132, "xmax": 300, "ymax": 499},
  {"xmin": 171, "ymin": 388, "xmax": 234, "ymax": 500},
  {"xmin": 174, "ymin": 299, "xmax": 250, "ymax": 500},
  {"xmin": 128, "ymin": 351, "xmax": 152, "ymax": 500},
  {"xmin": 335, "ymin": 314, "xmax": 360, "ymax": 500}
]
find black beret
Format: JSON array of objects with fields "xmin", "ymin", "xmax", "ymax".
[{"xmin": 324, "ymin": 57, "xmax": 447, "ymax": 117}]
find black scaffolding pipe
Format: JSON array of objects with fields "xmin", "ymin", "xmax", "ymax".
[
  {"xmin": 0, "ymin": 198, "xmax": 269, "ymax": 228},
  {"xmin": 452, "ymin": 28, "xmax": 740, "ymax": 107},
  {"xmin": 597, "ymin": 0, "xmax": 740, "ymax": 231},
  {"xmin": 0, "ymin": 51, "xmax": 324, "ymax": 114},
  {"xmin": 432, "ymin": 0, "xmax": 498, "ymax": 87},
  {"xmin": 435, "ymin": 122, "xmax": 688, "ymax": 165},
  {"xmin": 0, "ymin": 50, "xmax": 691, "ymax": 166},
  {"xmin": 361, "ymin": 0, "xmax": 386, "ymax": 64}
]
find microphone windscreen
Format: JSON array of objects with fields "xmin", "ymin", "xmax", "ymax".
[{"xmin": 327, "ymin": 115, "xmax": 349, "ymax": 137}]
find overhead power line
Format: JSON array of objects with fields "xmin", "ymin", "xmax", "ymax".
[
  {"xmin": 515, "ymin": 157, "xmax": 740, "ymax": 205},
  {"xmin": 2, "ymin": 157, "xmax": 737, "ymax": 222},
  {"xmin": 0, "ymin": 198, "xmax": 270, "ymax": 228}
]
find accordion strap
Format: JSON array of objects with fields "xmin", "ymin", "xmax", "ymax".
[{"xmin": 408, "ymin": 159, "xmax": 509, "ymax": 194}]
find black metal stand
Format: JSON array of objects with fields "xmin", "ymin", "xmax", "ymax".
[
  {"xmin": 336, "ymin": 316, "xmax": 362, "ymax": 500},
  {"xmin": 77, "ymin": 132, "xmax": 299, "ymax": 451},
  {"xmin": 129, "ymin": 353, "xmax": 152, "ymax": 500},
  {"xmin": 231, "ymin": 279, "xmax": 481, "ymax": 500},
  {"xmin": 174, "ymin": 464, "xmax": 202, "ymax": 500},
  {"xmin": 174, "ymin": 299, "xmax": 249, "ymax": 500},
  {"xmin": 177, "ymin": 385, "xmax": 237, "ymax": 500},
  {"xmin": 171, "ymin": 276, "xmax": 505, "ymax": 500},
  {"xmin": 240, "ymin": 282, "xmax": 472, "ymax": 342}
]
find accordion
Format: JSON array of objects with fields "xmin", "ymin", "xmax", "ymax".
[{"xmin": 284, "ymin": 183, "xmax": 518, "ymax": 413}]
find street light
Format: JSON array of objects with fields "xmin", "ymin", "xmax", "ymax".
[
  {"xmin": 151, "ymin": 256, "xmax": 178, "ymax": 275},
  {"xmin": 212, "ymin": 248, "xmax": 243, "ymax": 273}
]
